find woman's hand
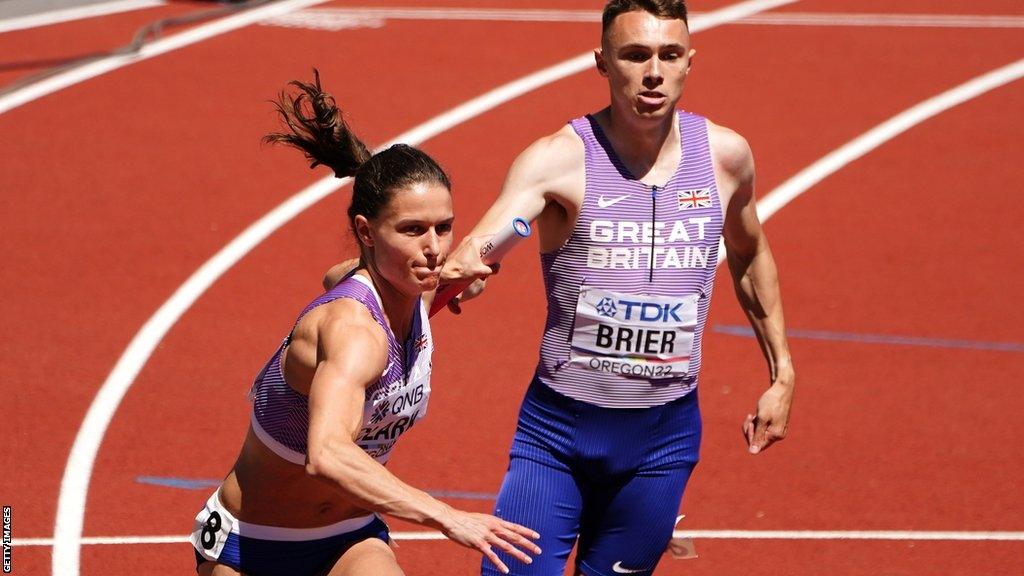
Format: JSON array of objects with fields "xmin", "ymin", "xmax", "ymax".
[{"xmin": 439, "ymin": 508, "xmax": 541, "ymax": 574}]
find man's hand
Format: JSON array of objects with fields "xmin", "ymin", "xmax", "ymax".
[
  {"xmin": 438, "ymin": 235, "xmax": 499, "ymax": 314},
  {"xmin": 442, "ymin": 235, "xmax": 499, "ymax": 281},
  {"xmin": 742, "ymin": 378, "xmax": 794, "ymax": 454}
]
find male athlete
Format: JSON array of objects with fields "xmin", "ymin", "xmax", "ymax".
[{"xmin": 442, "ymin": 1, "xmax": 795, "ymax": 575}]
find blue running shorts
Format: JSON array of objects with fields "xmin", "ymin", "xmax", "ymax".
[{"xmin": 483, "ymin": 378, "xmax": 701, "ymax": 576}]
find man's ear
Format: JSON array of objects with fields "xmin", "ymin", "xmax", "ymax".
[
  {"xmin": 353, "ymin": 215, "xmax": 374, "ymax": 248},
  {"xmin": 594, "ymin": 48, "xmax": 609, "ymax": 77}
]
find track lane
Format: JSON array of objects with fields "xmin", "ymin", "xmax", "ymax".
[
  {"xmin": 0, "ymin": 0, "xmax": 601, "ymax": 555},
  {"xmin": 3, "ymin": 1, "xmax": 1022, "ymax": 575},
  {"xmin": 773, "ymin": 0, "xmax": 1024, "ymax": 15},
  {"xmin": 86, "ymin": 14, "xmax": 1024, "ymax": 576},
  {"xmin": 0, "ymin": 0, "xmax": 213, "ymax": 89}
]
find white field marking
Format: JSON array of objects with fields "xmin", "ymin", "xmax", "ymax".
[
  {"xmin": 715, "ymin": 57, "xmax": 1024, "ymax": 266},
  {"xmin": 17, "ymin": 529, "xmax": 1024, "ymax": 547},
  {"xmin": 0, "ymin": 0, "xmax": 166, "ymax": 33},
  {"xmin": 259, "ymin": 7, "xmax": 1024, "ymax": 29},
  {"xmin": 755, "ymin": 58, "xmax": 1024, "ymax": 222},
  {"xmin": 49, "ymin": 2, "xmax": 797, "ymax": 574},
  {"xmin": 0, "ymin": 0, "xmax": 333, "ymax": 116},
  {"xmin": 736, "ymin": 12, "xmax": 1024, "ymax": 28}
]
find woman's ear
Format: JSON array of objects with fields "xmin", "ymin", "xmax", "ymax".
[{"xmin": 353, "ymin": 215, "xmax": 374, "ymax": 248}]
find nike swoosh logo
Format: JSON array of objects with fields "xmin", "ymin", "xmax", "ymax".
[
  {"xmin": 612, "ymin": 561, "xmax": 648, "ymax": 574},
  {"xmin": 597, "ymin": 195, "xmax": 629, "ymax": 208}
]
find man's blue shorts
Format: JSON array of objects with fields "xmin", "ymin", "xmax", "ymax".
[{"xmin": 483, "ymin": 378, "xmax": 701, "ymax": 576}]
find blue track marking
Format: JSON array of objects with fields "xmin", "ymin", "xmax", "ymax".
[
  {"xmin": 421, "ymin": 490, "xmax": 497, "ymax": 500},
  {"xmin": 713, "ymin": 324, "xmax": 1024, "ymax": 352},
  {"xmin": 136, "ymin": 476, "xmax": 220, "ymax": 490},
  {"xmin": 135, "ymin": 476, "xmax": 498, "ymax": 499}
]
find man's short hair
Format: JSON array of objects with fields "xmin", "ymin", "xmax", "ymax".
[{"xmin": 602, "ymin": 0, "xmax": 689, "ymax": 38}]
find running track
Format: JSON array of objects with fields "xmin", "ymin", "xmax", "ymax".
[{"xmin": 1, "ymin": 0, "xmax": 1022, "ymax": 574}]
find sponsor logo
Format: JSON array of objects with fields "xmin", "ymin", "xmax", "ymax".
[
  {"xmin": 612, "ymin": 561, "xmax": 648, "ymax": 574},
  {"xmin": 369, "ymin": 399, "xmax": 391, "ymax": 424},
  {"xmin": 595, "ymin": 297, "xmax": 618, "ymax": 318},
  {"xmin": 597, "ymin": 194, "xmax": 629, "ymax": 208}
]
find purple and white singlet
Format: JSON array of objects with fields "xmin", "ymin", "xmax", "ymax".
[
  {"xmin": 250, "ymin": 274, "xmax": 432, "ymax": 464},
  {"xmin": 536, "ymin": 111, "xmax": 723, "ymax": 408}
]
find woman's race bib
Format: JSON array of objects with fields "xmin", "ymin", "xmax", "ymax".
[
  {"xmin": 569, "ymin": 286, "xmax": 698, "ymax": 380},
  {"xmin": 189, "ymin": 491, "xmax": 237, "ymax": 561}
]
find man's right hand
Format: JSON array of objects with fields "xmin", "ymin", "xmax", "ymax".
[{"xmin": 437, "ymin": 235, "xmax": 499, "ymax": 313}]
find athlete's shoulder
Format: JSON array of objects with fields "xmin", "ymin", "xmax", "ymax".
[
  {"xmin": 515, "ymin": 124, "xmax": 584, "ymax": 172},
  {"xmin": 706, "ymin": 119, "xmax": 754, "ymax": 182},
  {"xmin": 504, "ymin": 123, "xmax": 584, "ymax": 198},
  {"xmin": 299, "ymin": 294, "xmax": 386, "ymax": 351}
]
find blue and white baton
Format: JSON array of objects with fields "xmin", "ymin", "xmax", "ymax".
[{"xmin": 429, "ymin": 217, "xmax": 531, "ymax": 317}]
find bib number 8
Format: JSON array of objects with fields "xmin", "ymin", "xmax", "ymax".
[{"xmin": 200, "ymin": 511, "xmax": 222, "ymax": 550}]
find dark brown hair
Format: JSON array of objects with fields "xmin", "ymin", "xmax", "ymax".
[
  {"xmin": 264, "ymin": 70, "xmax": 451, "ymax": 244},
  {"xmin": 602, "ymin": 0, "xmax": 688, "ymax": 38}
]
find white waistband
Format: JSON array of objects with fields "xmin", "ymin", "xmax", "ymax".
[
  {"xmin": 250, "ymin": 412, "xmax": 307, "ymax": 466},
  {"xmin": 206, "ymin": 489, "xmax": 378, "ymax": 541}
]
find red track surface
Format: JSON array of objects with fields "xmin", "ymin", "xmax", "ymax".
[{"xmin": 2, "ymin": 1, "xmax": 1022, "ymax": 574}]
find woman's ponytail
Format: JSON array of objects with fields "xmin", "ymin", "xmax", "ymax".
[{"xmin": 263, "ymin": 69, "xmax": 372, "ymax": 179}]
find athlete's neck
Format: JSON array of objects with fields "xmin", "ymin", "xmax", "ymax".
[
  {"xmin": 358, "ymin": 268, "xmax": 417, "ymax": 341},
  {"xmin": 596, "ymin": 105, "xmax": 680, "ymax": 184}
]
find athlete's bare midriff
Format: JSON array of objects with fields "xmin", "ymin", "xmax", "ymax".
[{"xmin": 218, "ymin": 426, "xmax": 372, "ymax": 528}]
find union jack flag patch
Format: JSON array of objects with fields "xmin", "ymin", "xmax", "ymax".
[
  {"xmin": 413, "ymin": 334, "xmax": 429, "ymax": 352},
  {"xmin": 677, "ymin": 188, "xmax": 712, "ymax": 211}
]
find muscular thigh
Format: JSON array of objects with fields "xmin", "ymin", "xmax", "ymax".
[
  {"xmin": 575, "ymin": 464, "xmax": 695, "ymax": 576},
  {"xmin": 482, "ymin": 456, "xmax": 583, "ymax": 576},
  {"xmin": 327, "ymin": 538, "xmax": 402, "ymax": 576},
  {"xmin": 197, "ymin": 561, "xmax": 242, "ymax": 576}
]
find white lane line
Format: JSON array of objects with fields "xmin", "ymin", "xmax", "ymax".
[
  {"xmin": 19, "ymin": 529, "xmax": 1024, "ymax": 547},
  {"xmin": 682, "ymin": 530, "xmax": 1024, "ymax": 541},
  {"xmin": 0, "ymin": 0, "xmax": 332, "ymax": 116},
  {"xmin": 260, "ymin": 8, "xmax": 1024, "ymax": 29},
  {"xmin": 736, "ymin": 12, "xmax": 1024, "ymax": 28},
  {"xmin": 0, "ymin": 0, "xmax": 166, "ymax": 33},
  {"xmin": 49, "ymin": 2, "xmax": 796, "ymax": 574},
  {"xmin": 712, "ymin": 57, "xmax": 1024, "ymax": 266},
  {"xmin": 755, "ymin": 58, "xmax": 1024, "ymax": 222}
]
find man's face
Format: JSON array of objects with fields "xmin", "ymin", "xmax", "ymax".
[{"xmin": 597, "ymin": 10, "xmax": 694, "ymax": 120}]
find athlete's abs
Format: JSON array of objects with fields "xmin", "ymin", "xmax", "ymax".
[{"xmin": 219, "ymin": 426, "xmax": 371, "ymax": 528}]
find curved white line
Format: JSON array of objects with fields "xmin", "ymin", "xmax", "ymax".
[
  {"xmin": 0, "ymin": 0, "xmax": 332, "ymax": 115},
  {"xmin": 48, "ymin": 47, "xmax": 1024, "ymax": 576},
  {"xmin": 47, "ymin": 2, "xmax": 801, "ymax": 573},
  {"xmin": 756, "ymin": 58, "xmax": 1024, "ymax": 222},
  {"xmin": 0, "ymin": 0, "xmax": 166, "ymax": 33},
  {"xmin": 715, "ymin": 56, "xmax": 1024, "ymax": 265}
]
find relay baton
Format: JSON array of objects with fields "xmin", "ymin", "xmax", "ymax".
[{"xmin": 429, "ymin": 217, "xmax": 532, "ymax": 317}]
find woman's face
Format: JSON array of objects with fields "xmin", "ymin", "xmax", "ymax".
[{"xmin": 356, "ymin": 180, "xmax": 454, "ymax": 297}]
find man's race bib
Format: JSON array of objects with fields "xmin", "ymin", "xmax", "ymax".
[
  {"xmin": 189, "ymin": 492, "xmax": 236, "ymax": 561},
  {"xmin": 569, "ymin": 287, "xmax": 698, "ymax": 380}
]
